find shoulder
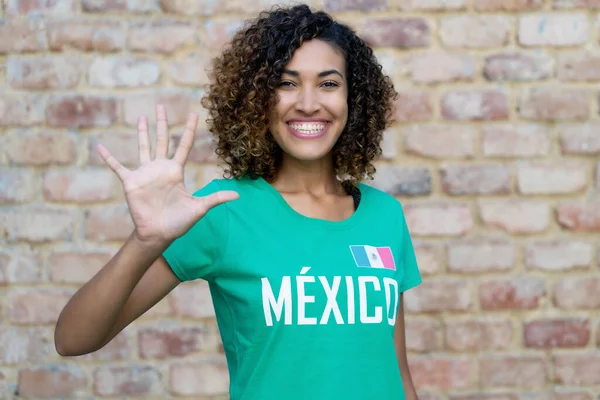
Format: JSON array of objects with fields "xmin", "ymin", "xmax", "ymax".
[{"xmin": 359, "ymin": 181, "xmax": 404, "ymax": 212}]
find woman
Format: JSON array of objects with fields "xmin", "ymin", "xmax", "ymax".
[{"xmin": 54, "ymin": 4, "xmax": 422, "ymax": 399}]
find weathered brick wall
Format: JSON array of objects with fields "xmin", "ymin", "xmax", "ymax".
[{"xmin": 0, "ymin": 0, "xmax": 599, "ymax": 398}]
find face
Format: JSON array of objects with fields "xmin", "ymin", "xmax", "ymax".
[{"xmin": 268, "ymin": 39, "xmax": 348, "ymax": 163}]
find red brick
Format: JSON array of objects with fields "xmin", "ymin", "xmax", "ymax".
[
  {"xmin": 324, "ymin": 0, "xmax": 387, "ymax": 11},
  {"xmin": 525, "ymin": 240, "xmax": 592, "ymax": 271},
  {"xmin": 480, "ymin": 356, "xmax": 547, "ymax": 387},
  {"xmin": 18, "ymin": 365, "xmax": 86, "ymax": 398},
  {"xmin": 7, "ymin": 56, "xmax": 82, "ymax": 90},
  {"xmin": 482, "ymin": 124, "xmax": 550, "ymax": 157},
  {"xmin": 524, "ymin": 319, "xmax": 590, "ymax": 348},
  {"xmin": 439, "ymin": 16, "xmax": 511, "ymax": 48},
  {"xmin": 94, "ymin": 366, "xmax": 162, "ymax": 396},
  {"xmin": 43, "ymin": 169, "xmax": 115, "ymax": 203},
  {"xmin": 414, "ymin": 243, "xmax": 443, "ymax": 275},
  {"xmin": 123, "ymin": 91, "xmax": 193, "ymax": 127},
  {"xmin": 360, "ymin": 18, "xmax": 430, "ymax": 49},
  {"xmin": 161, "ymin": 0, "xmax": 225, "ymax": 15},
  {"xmin": 47, "ymin": 95, "xmax": 118, "ymax": 128},
  {"xmin": 409, "ymin": 357, "xmax": 477, "ymax": 390},
  {"xmin": 404, "ymin": 202, "xmax": 473, "ymax": 236},
  {"xmin": 558, "ymin": 51, "xmax": 600, "ymax": 81},
  {"xmin": 447, "ymin": 239, "xmax": 514, "ymax": 273},
  {"xmin": 450, "ymin": 395, "xmax": 518, "ymax": 400},
  {"xmin": 484, "ymin": 52, "xmax": 554, "ymax": 81},
  {"xmin": 406, "ymin": 319, "xmax": 443, "ymax": 352},
  {"xmin": 551, "ymin": 393, "xmax": 594, "ymax": 400},
  {"xmin": 441, "ymin": 164, "xmax": 510, "ymax": 195},
  {"xmin": 479, "ymin": 200, "xmax": 550, "ymax": 234},
  {"xmin": 517, "ymin": 161, "xmax": 587, "ymax": 194},
  {"xmin": 370, "ymin": 166, "xmax": 431, "ymax": 196},
  {"xmin": 89, "ymin": 56, "xmax": 160, "ymax": 87},
  {"xmin": 405, "ymin": 51, "xmax": 474, "ymax": 84},
  {"xmin": 404, "ymin": 279, "xmax": 472, "ymax": 313},
  {"xmin": 88, "ymin": 131, "xmax": 139, "ymax": 168},
  {"xmin": 0, "ymin": 19, "xmax": 47, "ymax": 53},
  {"xmin": 480, "ymin": 278, "xmax": 545, "ymax": 310},
  {"xmin": 553, "ymin": 354, "xmax": 600, "ymax": 385},
  {"xmin": 0, "ymin": 208, "xmax": 76, "ymax": 243},
  {"xmin": 398, "ymin": 0, "xmax": 466, "ymax": 11},
  {"xmin": 0, "ymin": 168, "xmax": 37, "ymax": 204},
  {"xmin": 170, "ymin": 359, "xmax": 229, "ymax": 395},
  {"xmin": 554, "ymin": 0, "xmax": 600, "ymax": 7},
  {"xmin": 0, "ymin": 94, "xmax": 46, "ymax": 126},
  {"xmin": 128, "ymin": 20, "xmax": 197, "ymax": 54},
  {"xmin": 8, "ymin": 288, "xmax": 73, "ymax": 324},
  {"xmin": 3, "ymin": 130, "xmax": 77, "ymax": 166},
  {"xmin": 82, "ymin": 0, "xmax": 158, "ymax": 12},
  {"xmin": 169, "ymin": 51, "xmax": 212, "ymax": 86},
  {"xmin": 0, "ymin": 327, "xmax": 50, "ymax": 364},
  {"xmin": 84, "ymin": 205, "xmax": 134, "ymax": 241},
  {"xmin": 445, "ymin": 319, "xmax": 513, "ymax": 351},
  {"xmin": 47, "ymin": 19, "xmax": 124, "ymax": 52},
  {"xmin": 394, "ymin": 91, "xmax": 433, "ymax": 121},
  {"xmin": 557, "ymin": 201, "xmax": 600, "ymax": 231},
  {"xmin": 553, "ymin": 277, "xmax": 600, "ymax": 309},
  {"xmin": 380, "ymin": 128, "xmax": 398, "ymax": 160},
  {"xmin": 475, "ymin": 0, "xmax": 543, "ymax": 10},
  {"xmin": 138, "ymin": 324, "xmax": 209, "ymax": 359},
  {"xmin": 202, "ymin": 18, "xmax": 246, "ymax": 52},
  {"xmin": 48, "ymin": 250, "xmax": 113, "ymax": 283},
  {"xmin": 558, "ymin": 122, "xmax": 600, "ymax": 154},
  {"xmin": 519, "ymin": 14, "xmax": 590, "ymax": 46},
  {"xmin": 404, "ymin": 124, "xmax": 476, "ymax": 159},
  {"xmin": 0, "ymin": 247, "xmax": 42, "ymax": 284},
  {"xmin": 520, "ymin": 88, "xmax": 589, "ymax": 120},
  {"xmin": 442, "ymin": 90, "xmax": 508, "ymax": 121},
  {"xmin": 170, "ymin": 280, "xmax": 216, "ymax": 318},
  {"xmin": 5, "ymin": 0, "xmax": 75, "ymax": 15}
]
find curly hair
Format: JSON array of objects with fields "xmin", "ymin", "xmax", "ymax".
[{"xmin": 201, "ymin": 4, "xmax": 397, "ymax": 184}]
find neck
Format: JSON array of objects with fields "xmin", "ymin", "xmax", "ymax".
[{"xmin": 272, "ymin": 153, "xmax": 343, "ymax": 195}]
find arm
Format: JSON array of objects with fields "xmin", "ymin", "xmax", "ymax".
[
  {"xmin": 54, "ymin": 233, "xmax": 180, "ymax": 356},
  {"xmin": 394, "ymin": 293, "xmax": 419, "ymax": 400}
]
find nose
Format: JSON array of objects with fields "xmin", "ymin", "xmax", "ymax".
[{"xmin": 295, "ymin": 86, "xmax": 320, "ymax": 114}]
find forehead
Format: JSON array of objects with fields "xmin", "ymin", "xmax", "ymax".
[{"xmin": 284, "ymin": 39, "xmax": 346, "ymax": 75}]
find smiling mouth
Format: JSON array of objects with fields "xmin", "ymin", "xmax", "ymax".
[{"xmin": 287, "ymin": 122, "xmax": 329, "ymax": 138}]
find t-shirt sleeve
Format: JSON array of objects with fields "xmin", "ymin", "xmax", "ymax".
[
  {"xmin": 397, "ymin": 203, "xmax": 422, "ymax": 293},
  {"xmin": 162, "ymin": 180, "xmax": 229, "ymax": 282}
]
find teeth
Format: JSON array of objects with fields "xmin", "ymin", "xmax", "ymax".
[{"xmin": 290, "ymin": 123, "xmax": 326, "ymax": 134}]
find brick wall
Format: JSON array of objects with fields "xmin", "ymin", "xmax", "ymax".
[{"xmin": 1, "ymin": 0, "xmax": 599, "ymax": 398}]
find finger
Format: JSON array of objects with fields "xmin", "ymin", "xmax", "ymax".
[
  {"xmin": 138, "ymin": 116, "xmax": 151, "ymax": 164},
  {"xmin": 97, "ymin": 144, "xmax": 130, "ymax": 180},
  {"xmin": 197, "ymin": 191, "xmax": 239, "ymax": 214},
  {"xmin": 173, "ymin": 112, "xmax": 199, "ymax": 165},
  {"xmin": 155, "ymin": 104, "xmax": 169, "ymax": 159}
]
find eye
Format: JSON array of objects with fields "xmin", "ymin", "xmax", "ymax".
[
  {"xmin": 277, "ymin": 80, "xmax": 296, "ymax": 88},
  {"xmin": 321, "ymin": 81, "xmax": 339, "ymax": 88}
]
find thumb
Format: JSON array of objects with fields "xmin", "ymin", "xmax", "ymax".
[{"xmin": 197, "ymin": 190, "xmax": 239, "ymax": 214}]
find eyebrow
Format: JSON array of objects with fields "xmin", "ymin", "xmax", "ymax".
[{"xmin": 282, "ymin": 69, "xmax": 344, "ymax": 79}]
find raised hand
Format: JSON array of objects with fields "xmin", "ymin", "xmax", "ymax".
[{"xmin": 97, "ymin": 104, "xmax": 239, "ymax": 245}]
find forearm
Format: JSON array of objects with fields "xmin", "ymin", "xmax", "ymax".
[
  {"xmin": 400, "ymin": 360, "xmax": 419, "ymax": 400},
  {"xmin": 54, "ymin": 232, "xmax": 167, "ymax": 356}
]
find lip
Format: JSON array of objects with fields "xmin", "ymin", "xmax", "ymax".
[{"xmin": 287, "ymin": 121, "xmax": 330, "ymax": 139}]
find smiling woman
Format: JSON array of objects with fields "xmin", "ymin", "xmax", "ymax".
[{"xmin": 53, "ymin": 4, "xmax": 422, "ymax": 400}]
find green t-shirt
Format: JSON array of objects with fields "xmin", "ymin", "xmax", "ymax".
[{"xmin": 162, "ymin": 175, "xmax": 422, "ymax": 400}]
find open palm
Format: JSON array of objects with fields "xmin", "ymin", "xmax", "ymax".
[{"xmin": 97, "ymin": 105, "xmax": 238, "ymax": 245}]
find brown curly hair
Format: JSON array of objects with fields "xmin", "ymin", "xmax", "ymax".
[{"xmin": 201, "ymin": 4, "xmax": 397, "ymax": 184}]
